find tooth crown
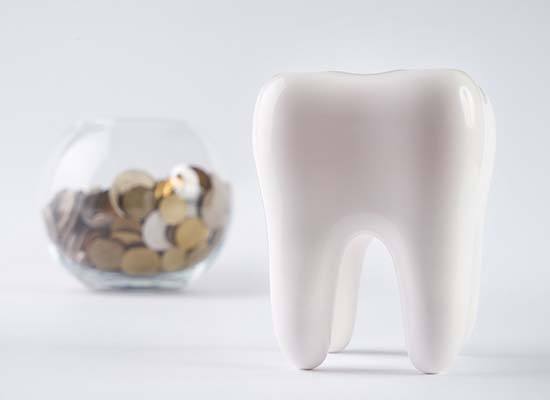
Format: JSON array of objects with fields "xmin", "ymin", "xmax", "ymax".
[{"xmin": 253, "ymin": 70, "xmax": 495, "ymax": 373}]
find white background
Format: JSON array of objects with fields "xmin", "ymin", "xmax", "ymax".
[{"xmin": 1, "ymin": 0, "xmax": 549, "ymax": 398}]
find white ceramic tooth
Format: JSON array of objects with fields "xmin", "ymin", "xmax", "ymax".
[{"xmin": 253, "ymin": 70, "xmax": 495, "ymax": 373}]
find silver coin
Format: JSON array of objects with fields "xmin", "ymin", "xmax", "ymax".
[
  {"xmin": 201, "ymin": 174, "xmax": 231, "ymax": 230},
  {"xmin": 52, "ymin": 190, "xmax": 75, "ymax": 230},
  {"xmin": 42, "ymin": 205, "xmax": 58, "ymax": 243},
  {"xmin": 185, "ymin": 200, "xmax": 199, "ymax": 218},
  {"xmin": 54, "ymin": 190, "xmax": 83, "ymax": 243},
  {"xmin": 142, "ymin": 211, "xmax": 172, "ymax": 251},
  {"xmin": 63, "ymin": 226, "xmax": 88, "ymax": 263},
  {"xmin": 170, "ymin": 164, "xmax": 202, "ymax": 202},
  {"xmin": 81, "ymin": 189, "xmax": 115, "ymax": 228}
]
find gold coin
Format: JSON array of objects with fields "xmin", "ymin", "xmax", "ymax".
[
  {"xmin": 154, "ymin": 179, "xmax": 174, "ymax": 201},
  {"xmin": 201, "ymin": 175, "xmax": 231, "ymax": 230},
  {"xmin": 111, "ymin": 217, "xmax": 142, "ymax": 233},
  {"xmin": 120, "ymin": 186, "xmax": 155, "ymax": 221},
  {"xmin": 161, "ymin": 247, "xmax": 187, "ymax": 272},
  {"xmin": 159, "ymin": 195, "xmax": 187, "ymax": 225},
  {"xmin": 81, "ymin": 229, "xmax": 103, "ymax": 250},
  {"xmin": 86, "ymin": 238, "xmax": 125, "ymax": 271},
  {"xmin": 174, "ymin": 218, "xmax": 209, "ymax": 250},
  {"xmin": 111, "ymin": 230, "xmax": 142, "ymax": 245},
  {"xmin": 109, "ymin": 169, "xmax": 155, "ymax": 217},
  {"xmin": 121, "ymin": 247, "xmax": 161, "ymax": 276},
  {"xmin": 190, "ymin": 166, "xmax": 212, "ymax": 193},
  {"xmin": 184, "ymin": 241, "xmax": 211, "ymax": 268},
  {"xmin": 79, "ymin": 230, "xmax": 104, "ymax": 265}
]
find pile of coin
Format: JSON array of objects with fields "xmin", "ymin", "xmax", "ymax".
[{"xmin": 43, "ymin": 165, "xmax": 230, "ymax": 276}]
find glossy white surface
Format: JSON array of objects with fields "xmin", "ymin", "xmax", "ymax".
[
  {"xmin": 1, "ymin": 273, "xmax": 548, "ymax": 400},
  {"xmin": 254, "ymin": 70, "xmax": 495, "ymax": 372}
]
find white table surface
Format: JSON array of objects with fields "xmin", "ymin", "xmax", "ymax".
[{"xmin": 2, "ymin": 247, "xmax": 548, "ymax": 400}]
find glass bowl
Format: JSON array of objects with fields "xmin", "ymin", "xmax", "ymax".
[{"xmin": 41, "ymin": 118, "xmax": 231, "ymax": 290}]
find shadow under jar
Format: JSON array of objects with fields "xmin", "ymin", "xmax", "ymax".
[{"xmin": 42, "ymin": 119, "xmax": 231, "ymax": 290}]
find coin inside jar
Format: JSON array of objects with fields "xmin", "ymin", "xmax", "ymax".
[
  {"xmin": 109, "ymin": 169, "xmax": 155, "ymax": 217},
  {"xmin": 111, "ymin": 230, "xmax": 142, "ymax": 245},
  {"xmin": 81, "ymin": 229, "xmax": 103, "ymax": 253},
  {"xmin": 120, "ymin": 186, "xmax": 155, "ymax": 221},
  {"xmin": 158, "ymin": 195, "xmax": 187, "ymax": 225},
  {"xmin": 111, "ymin": 217, "xmax": 142, "ymax": 233},
  {"xmin": 121, "ymin": 247, "xmax": 161, "ymax": 276},
  {"xmin": 154, "ymin": 179, "xmax": 174, "ymax": 201},
  {"xmin": 201, "ymin": 175, "xmax": 230, "ymax": 230},
  {"xmin": 86, "ymin": 238, "xmax": 125, "ymax": 271},
  {"xmin": 142, "ymin": 211, "xmax": 172, "ymax": 251},
  {"xmin": 54, "ymin": 190, "xmax": 83, "ymax": 240},
  {"xmin": 174, "ymin": 218, "xmax": 209, "ymax": 250},
  {"xmin": 185, "ymin": 241, "xmax": 211, "ymax": 267},
  {"xmin": 161, "ymin": 247, "xmax": 187, "ymax": 272},
  {"xmin": 52, "ymin": 189, "xmax": 76, "ymax": 223},
  {"xmin": 170, "ymin": 165, "xmax": 201, "ymax": 202},
  {"xmin": 191, "ymin": 165, "xmax": 212, "ymax": 193},
  {"xmin": 44, "ymin": 164, "xmax": 229, "ymax": 283},
  {"xmin": 185, "ymin": 201, "xmax": 199, "ymax": 218},
  {"xmin": 63, "ymin": 227, "xmax": 89, "ymax": 263},
  {"xmin": 42, "ymin": 206, "xmax": 58, "ymax": 243},
  {"xmin": 81, "ymin": 190, "xmax": 115, "ymax": 228}
]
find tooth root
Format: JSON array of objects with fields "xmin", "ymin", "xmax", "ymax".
[
  {"xmin": 270, "ymin": 219, "xmax": 342, "ymax": 370},
  {"xmin": 329, "ymin": 234, "xmax": 371, "ymax": 353},
  {"xmin": 465, "ymin": 97, "xmax": 496, "ymax": 340},
  {"xmin": 464, "ymin": 225, "xmax": 483, "ymax": 339},
  {"xmin": 398, "ymin": 222, "xmax": 478, "ymax": 374}
]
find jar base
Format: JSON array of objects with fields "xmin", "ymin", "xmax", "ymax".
[{"xmin": 53, "ymin": 248, "xmax": 211, "ymax": 291}]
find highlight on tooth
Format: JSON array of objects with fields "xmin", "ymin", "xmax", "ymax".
[{"xmin": 253, "ymin": 69, "xmax": 495, "ymax": 374}]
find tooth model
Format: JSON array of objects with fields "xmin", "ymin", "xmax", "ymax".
[{"xmin": 253, "ymin": 70, "xmax": 495, "ymax": 373}]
